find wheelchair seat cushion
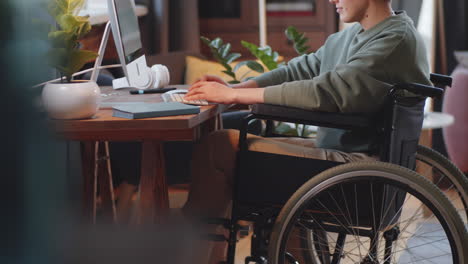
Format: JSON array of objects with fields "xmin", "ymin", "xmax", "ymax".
[{"xmin": 246, "ymin": 134, "xmax": 376, "ymax": 163}]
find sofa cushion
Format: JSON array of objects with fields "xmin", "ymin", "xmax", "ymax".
[
  {"xmin": 185, "ymin": 55, "xmax": 265, "ymax": 85},
  {"xmin": 146, "ymin": 51, "xmax": 204, "ymax": 85}
]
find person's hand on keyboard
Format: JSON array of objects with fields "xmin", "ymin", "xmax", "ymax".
[
  {"xmin": 185, "ymin": 81, "xmax": 237, "ymax": 105},
  {"xmin": 161, "ymin": 90, "xmax": 209, "ymax": 106}
]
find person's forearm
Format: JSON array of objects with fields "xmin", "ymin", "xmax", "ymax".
[
  {"xmin": 231, "ymin": 80, "xmax": 259, "ymax": 89},
  {"xmin": 233, "ymin": 88, "xmax": 265, "ymax": 104}
]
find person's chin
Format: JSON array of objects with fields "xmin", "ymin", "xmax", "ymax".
[{"xmin": 340, "ymin": 16, "xmax": 351, "ymax": 23}]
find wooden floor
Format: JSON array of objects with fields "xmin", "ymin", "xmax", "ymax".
[
  {"xmin": 167, "ymin": 186, "xmax": 251, "ymax": 264},
  {"xmin": 108, "ymin": 185, "xmax": 463, "ymax": 264},
  {"xmin": 165, "ymin": 190, "xmax": 466, "ymax": 264}
]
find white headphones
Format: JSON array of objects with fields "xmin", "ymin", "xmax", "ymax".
[
  {"xmin": 149, "ymin": 64, "xmax": 170, "ymax": 89},
  {"xmin": 111, "ymin": 63, "xmax": 171, "ymax": 90}
]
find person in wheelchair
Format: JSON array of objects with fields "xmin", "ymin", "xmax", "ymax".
[{"xmin": 183, "ymin": 0, "xmax": 433, "ymax": 263}]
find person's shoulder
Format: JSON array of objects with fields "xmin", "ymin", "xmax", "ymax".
[
  {"xmin": 388, "ymin": 14, "xmax": 422, "ymax": 49},
  {"xmin": 384, "ymin": 12, "xmax": 417, "ymax": 39},
  {"xmin": 378, "ymin": 14, "xmax": 426, "ymax": 60}
]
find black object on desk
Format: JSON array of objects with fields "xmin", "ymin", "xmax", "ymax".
[{"xmin": 129, "ymin": 87, "xmax": 177, "ymax": 95}]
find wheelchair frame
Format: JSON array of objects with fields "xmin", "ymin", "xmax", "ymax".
[{"xmin": 210, "ymin": 74, "xmax": 464, "ymax": 264}]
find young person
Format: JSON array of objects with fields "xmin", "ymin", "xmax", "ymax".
[{"xmin": 183, "ymin": 0, "xmax": 431, "ymax": 263}]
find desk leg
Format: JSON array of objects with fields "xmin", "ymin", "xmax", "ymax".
[
  {"xmin": 81, "ymin": 142, "xmax": 117, "ymax": 224},
  {"xmin": 137, "ymin": 141, "xmax": 169, "ymax": 224},
  {"xmin": 97, "ymin": 142, "xmax": 117, "ymax": 223},
  {"xmin": 195, "ymin": 115, "xmax": 223, "ymax": 141},
  {"xmin": 81, "ymin": 142, "xmax": 97, "ymax": 223},
  {"xmin": 216, "ymin": 113, "xmax": 223, "ymax": 130}
]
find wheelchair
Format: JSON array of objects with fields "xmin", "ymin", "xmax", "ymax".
[{"xmin": 207, "ymin": 74, "xmax": 467, "ymax": 264}]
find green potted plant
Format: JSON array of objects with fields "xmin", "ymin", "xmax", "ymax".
[
  {"xmin": 201, "ymin": 27, "xmax": 316, "ymax": 138},
  {"xmin": 41, "ymin": 0, "xmax": 100, "ymax": 119}
]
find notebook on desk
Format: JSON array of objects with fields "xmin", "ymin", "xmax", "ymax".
[{"xmin": 112, "ymin": 102, "xmax": 200, "ymax": 119}]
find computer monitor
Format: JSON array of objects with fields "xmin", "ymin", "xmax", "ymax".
[{"xmin": 107, "ymin": 0, "xmax": 152, "ymax": 89}]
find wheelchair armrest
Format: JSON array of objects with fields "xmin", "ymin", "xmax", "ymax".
[
  {"xmin": 392, "ymin": 83, "xmax": 444, "ymax": 99},
  {"xmin": 251, "ymin": 104, "xmax": 375, "ymax": 130},
  {"xmin": 430, "ymin": 73, "xmax": 452, "ymax": 88}
]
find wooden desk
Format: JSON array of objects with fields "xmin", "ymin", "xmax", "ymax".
[{"xmin": 51, "ymin": 86, "xmax": 229, "ymax": 224}]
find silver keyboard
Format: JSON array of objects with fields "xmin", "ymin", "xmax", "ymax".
[{"xmin": 162, "ymin": 93, "xmax": 209, "ymax": 106}]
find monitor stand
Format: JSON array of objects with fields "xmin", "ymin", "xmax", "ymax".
[
  {"xmin": 90, "ymin": 22, "xmax": 114, "ymax": 84},
  {"xmin": 90, "ymin": 22, "xmax": 132, "ymax": 89},
  {"xmin": 89, "ymin": 22, "xmax": 170, "ymax": 90}
]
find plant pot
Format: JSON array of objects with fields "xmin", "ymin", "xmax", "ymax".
[{"xmin": 42, "ymin": 80, "xmax": 100, "ymax": 119}]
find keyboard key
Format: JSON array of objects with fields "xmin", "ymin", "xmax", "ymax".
[{"xmin": 164, "ymin": 93, "xmax": 209, "ymax": 106}]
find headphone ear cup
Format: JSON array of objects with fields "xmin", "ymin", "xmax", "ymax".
[
  {"xmin": 161, "ymin": 65, "xmax": 170, "ymax": 85},
  {"xmin": 150, "ymin": 65, "xmax": 161, "ymax": 88},
  {"xmin": 150, "ymin": 64, "xmax": 170, "ymax": 88},
  {"xmin": 146, "ymin": 67, "xmax": 155, "ymax": 89}
]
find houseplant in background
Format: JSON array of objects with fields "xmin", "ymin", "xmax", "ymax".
[
  {"xmin": 41, "ymin": 0, "xmax": 99, "ymax": 119},
  {"xmin": 201, "ymin": 26, "xmax": 317, "ymax": 137},
  {"xmin": 200, "ymin": 37, "xmax": 244, "ymax": 84}
]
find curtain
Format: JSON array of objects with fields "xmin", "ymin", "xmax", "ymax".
[
  {"xmin": 441, "ymin": 0, "xmax": 468, "ymax": 73},
  {"xmin": 432, "ymin": 0, "xmax": 468, "ymax": 156},
  {"xmin": 137, "ymin": 0, "xmax": 200, "ymax": 54}
]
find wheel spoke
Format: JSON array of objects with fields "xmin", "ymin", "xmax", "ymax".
[{"xmin": 269, "ymin": 163, "xmax": 464, "ymax": 264}]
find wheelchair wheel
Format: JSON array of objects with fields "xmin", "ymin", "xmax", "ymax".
[
  {"xmin": 268, "ymin": 162, "xmax": 467, "ymax": 264},
  {"xmin": 415, "ymin": 145, "xmax": 468, "ymax": 224}
]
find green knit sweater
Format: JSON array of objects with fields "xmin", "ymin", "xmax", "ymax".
[{"xmin": 253, "ymin": 11, "xmax": 431, "ymax": 152}]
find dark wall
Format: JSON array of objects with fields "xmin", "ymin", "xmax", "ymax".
[
  {"xmin": 392, "ymin": 0, "xmax": 423, "ymax": 25},
  {"xmin": 443, "ymin": 0, "xmax": 468, "ymax": 73},
  {"xmin": 136, "ymin": 0, "xmax": 200, "ymax": 54}
]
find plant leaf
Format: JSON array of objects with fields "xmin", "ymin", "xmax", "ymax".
[
  {"xmin": 285, "ymin": 26, "xmax": 310, "ymax": 55},
  {"xmin": 225, "ymin": 53, "xmax": 241, "ymax": 64},
  {"xmin": 241, "ymin": 41, "xmax": 277, "ymax": 71},
  {"xmin": 48, "ymin": 30, "xmax": 76, "ymax": 49},
  {"xmin": 258, "ymin": 46, "xmax": 273, "ymax": 56},
  {"xmin": 220, "ymin": 43, "xmax": 231, "ymax": 59},
  {"xmin": 233, "ymin": 60, "xmax": 250, "ymax": 73},
  {"xmin": 48, "ymin": 48, "xmax": 97, "ymax": 81},
  {"xmin": 296, "ymin": 36, "xmax": 308, "ymax": 46},
  {"xmin": 200, "ymin": 36, "xmax": 211, "ymax": 45},
  {"xmin": 272, "ymin": 51, "xmax": 279, "ymax": 62},
  {"xmin": 221, "ymin": 62, "xmax": 233, "ymax": 72},
  {"xmin": 211, "ymin": 38, "xmax": 222, "ymax": 49},
  {"xmin": 285, "ymin": 26, "xmax": 296, "ymax": 40},
  {"xmin": 222, "ymin": 70, "xmax": 236, "ymax": 79},
  {"xmin": 66, "ymin": 49, "xmax": 98, "ymax": 79},
  {"xmin": 246, "ymin": 60, "xmax": 264, "ymax": 73},
  {"xmin": 200, "ymin": 35, "xmax": 241, "ymax": 83},
  {"xmin": 58, "ymin": 14, "xmax": 91, "ymax": 38},
  {"xmin": 48, "ymin": 0, "xmax": 86, "ymax": 19}
]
